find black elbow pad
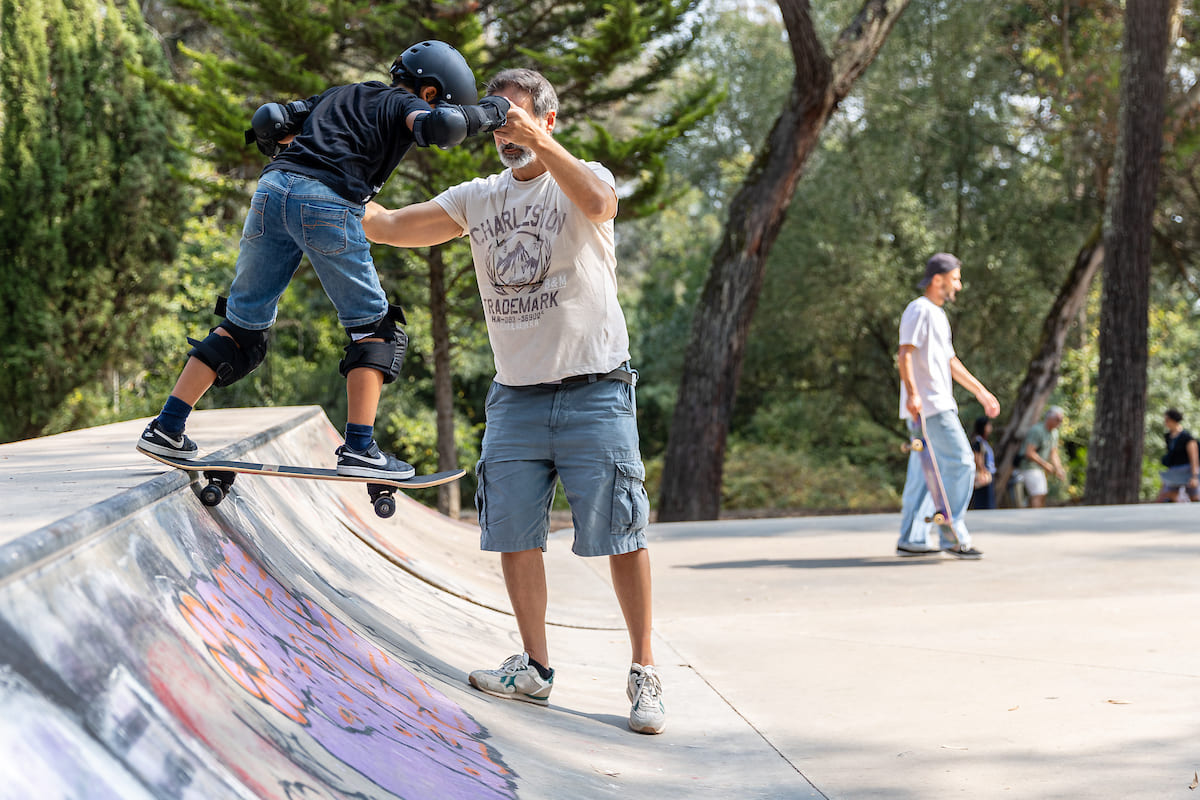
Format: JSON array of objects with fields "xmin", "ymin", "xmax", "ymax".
[
  {"xmin": 244, "ymin": 99, "xmax": 313, "ymax": 157},
  {"xmin": 412, "ymin": 106, "xmax": 469, "ymax": 149}
]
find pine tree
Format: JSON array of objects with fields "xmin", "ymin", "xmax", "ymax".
[{"xmin": 0, "ymin": 0, "xmax": 190, "ymax": 442}]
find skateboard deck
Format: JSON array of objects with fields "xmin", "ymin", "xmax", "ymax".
[
  {"xmin": 908, "ymin": 416, "xmax": 959, "ymax": 545},
  {"xmin": 139, "ymin": 447, "xmax": 465, "ymax": 519}
]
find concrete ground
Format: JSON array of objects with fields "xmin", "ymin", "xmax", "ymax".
[{"xmin": 1, "ymin": 407, "xmax": 1197, "ymax": 799}]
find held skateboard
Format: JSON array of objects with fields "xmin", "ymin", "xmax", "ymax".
[
  {"xmin": 908, "ymin": 416, "xmax": 960, "ymax": 546},
  {"xmin": 139, "ymin": 448, "xmax": 465, "ymax": 519}
]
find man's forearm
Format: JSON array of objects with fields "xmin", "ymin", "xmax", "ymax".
[
  {"xmin": 950, "ymin": 357, "xmax": 1001, "ymax": 417},
  {"xmin": 534, "ymin": 136, "xmax": 616, "ymax": 222}
]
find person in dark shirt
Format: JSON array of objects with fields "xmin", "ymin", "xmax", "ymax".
[
  {"xmin": 1157, "ymin": 408, "xmax": 1200, "ymax": 502},
  {"xmin": 138, "ymin": 41, "xmax": 507, "ymax": 478},
  {"xmin": 969, "ymin": 416, "xmax": 997, "ymax": 510}
]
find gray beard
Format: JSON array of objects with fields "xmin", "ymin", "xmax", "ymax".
[{"xmin": 497, "ymin": 143, "xmax": 535, "ymax": 170}]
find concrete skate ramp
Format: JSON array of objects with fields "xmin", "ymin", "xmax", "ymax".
[
  {"xmin": 0, "ymin": 408, "xmax": 806, "ymax": 800},
  {"xmin": 5, "ymin": 407, "xmax": 1199, "ymax": 799}
]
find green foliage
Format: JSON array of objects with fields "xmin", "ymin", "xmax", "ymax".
[
  {"xmin": 0, "ymin": 0, "xmax": 189, "ymax": 442},
  {"xmin": 717, "ymin": 440, "xmax": 901, "ymax": 513},
  {"xmin": 625, "ymin": 9, "xmax": 793, "ymax": 457}
]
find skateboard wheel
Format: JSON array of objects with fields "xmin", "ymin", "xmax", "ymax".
[
  {"xmin": 931, "ymin": 512, "xmax": 946, "ymax": 525},
  {"xmin": 199, "ymin": 483, "xmax": 225, "ymax": 507},
  {"xmin": 373, "ymin": 495, "xmax": 396, "ymax": 519},
  {"xmin": 911, "ymin": 439, "xmax": 924, "ymax": 452}
]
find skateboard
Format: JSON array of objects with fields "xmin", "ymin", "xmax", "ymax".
[
  {"xmin": 139, "ymin": 448, "xmax": 465, "ymax": 519},
  {"xmin": 908, "ymin": 416, "xmax": 959, "ymax": 545}
]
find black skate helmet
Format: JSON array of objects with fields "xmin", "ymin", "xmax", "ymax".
[{"xmin": 389, "ymin": 41, "xmax": 478, "ymax": 104}]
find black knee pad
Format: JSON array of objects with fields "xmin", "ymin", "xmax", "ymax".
[
  {"xmin": 340, "ymin": 307, "xmax": 407, "ymax": 384},
  {"xmin": 188, "ymin": 321, "xmax": 271, "ymax": 387}
]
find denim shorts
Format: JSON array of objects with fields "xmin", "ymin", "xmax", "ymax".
[
  {"xmin": 224, "ymin": 171, "xmax": 388, "ymax": 331},
  {"xmin": 475, "ymin": 378, "xmax": 650, "ymax": 557}
]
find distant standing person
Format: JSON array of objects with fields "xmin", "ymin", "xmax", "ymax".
[
  {"xmin": 969, "ymin": 416, "xmax": 996, "ymax": 510},
  {"xmin": 1157, "ymin": 408, "xmax": 1199, "ymax": 502},
  {"xmin": 896, "ymin": 253, "xmax": 1001, "ymax": 559},
  {"xmin": 1019, "ymin": 407, "xmax": 1067, "ymax": 508}
]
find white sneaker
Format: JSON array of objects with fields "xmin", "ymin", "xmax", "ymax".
[
  {"xmin": 627, "ymin": 663, "xmax": 666, "ymax": 734},
  {"xmin": 468, "ymin": 653, "xmax": 553, "ymax": 705}
]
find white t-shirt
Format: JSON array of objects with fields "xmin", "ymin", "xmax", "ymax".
[
  {"xmin": 433, "ymin": 163, "xmax": 631, "ymax": 386},
  {"xmin": 898, "ymin": 295, "xmax": 957, "ymax": 421}
]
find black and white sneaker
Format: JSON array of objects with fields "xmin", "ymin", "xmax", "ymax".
[
  {"xmin": 896, "ymin": 544, "xmax": 942, "ymax": 557},
  {"xmin": 137, "ymin": 420, "xmax": 199, "ymax": 459},
  {"xmin": 335, "ymin": 442, "xmax": 415, "ymax": 480},
  {"xmin": 943, "ymin": 545, "xmax": 984, "ymax": 560}
]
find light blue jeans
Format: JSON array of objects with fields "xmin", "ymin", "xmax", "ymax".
[
  {"xmin": 224, "ymin": 171, "xmax": 387, "ymax": 332},
  {"xmin": 898, "ymin": 410, "xmax": 976, "ymax": 549}
]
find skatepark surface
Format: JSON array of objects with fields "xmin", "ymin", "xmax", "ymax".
[{"xmin": 1, "ymin": 406, "xmax": 1196, "ymax": 799}]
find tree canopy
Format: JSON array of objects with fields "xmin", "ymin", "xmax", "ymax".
[{"xmin": 0, "ymin": 0, "xmax": 189, "ymax": 441}]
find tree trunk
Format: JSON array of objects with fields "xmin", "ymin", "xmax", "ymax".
[
  {"xmin": 657, "ymin": 0, "xmax": 912, "ymax": 521},
  {"xmin": 428, "ymin": 249, "xmax": 461, "ymax": 518},
  {"xmin": 1083, "ymin": 2, "xmax": 1170, "ymax": 505},
  {"xmin": 992, "ymin": 229, "xmax": 1104, "ymax": 502}
]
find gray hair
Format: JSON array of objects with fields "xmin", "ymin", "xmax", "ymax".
[
  {"xmin": 485, "ymin": 68, "xmax": 559, "ymax": 118},
  {"xmin": 1046, "ymin": 406, "xmax": 1065, "ymax": 420}
]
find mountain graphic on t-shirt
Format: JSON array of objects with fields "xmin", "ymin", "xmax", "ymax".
[{"xmin": 491, "ymin": 234, "xmax": 548, "ymax": 294}]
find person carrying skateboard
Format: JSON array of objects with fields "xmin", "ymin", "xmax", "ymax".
[
  {"xmin": 361, "ymin": 68, "xmax": 664, "ymax": 734},
  {"xmin": 896, "ymin": 253, "xmax": 1000, "ymax": 559},
  {"xmin": 137, "ymin": 41, "xmax": 509, "ymax": 480}
]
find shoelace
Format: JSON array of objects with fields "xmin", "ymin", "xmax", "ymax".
[
  {"xmin": 634, "ymin": 668, "xmax": 662, "ymax": 705},
  {"xmin": 499, "ymin": 654, "xmax": 529, "ymax": 674}
]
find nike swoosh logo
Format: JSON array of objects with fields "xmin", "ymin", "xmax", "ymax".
[
  {"xmin": 146, "ymin": 429, "xmax": 186, "ymax": 448},
  {"xmin": 350, "ymin": 451, "xmax": 388, "ymax": 466}
]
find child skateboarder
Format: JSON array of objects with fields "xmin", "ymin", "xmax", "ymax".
[{"xmin": 137, "ymin": 41, "xmax": 508, "ymax": 480}]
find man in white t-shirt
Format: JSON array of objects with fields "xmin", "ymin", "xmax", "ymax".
[
  {"xmin": 897, "ymin": 253, "xmax": 1000, "ymax": 559},
  {"xmin": 362, "ymin": 69, "xmax": 664, "ymax": 734}
]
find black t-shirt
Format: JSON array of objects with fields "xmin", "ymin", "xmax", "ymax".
[
  {"xmin": 262, "ymin": 81, "xmax": 431, "ymax": 204},
  {"xmin": 1162, "ymin": 428, "xmax": 1196, "ymax": 467}
]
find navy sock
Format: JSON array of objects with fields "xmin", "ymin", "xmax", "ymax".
[
  {"xmin": 156, "ymin": 396, "xmax": 192, "ymax": 435},
  {"xmin": 527, "ymin": 656, "xmax": 553, "ymax": 681},
  {"xmin": 344, "ymin": 423, "xmax": 374, "ymax": 452}
]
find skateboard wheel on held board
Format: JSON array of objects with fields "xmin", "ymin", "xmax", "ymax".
[{"xmin": 911, "ymin": 439, "xmax": 924, "ymax": 452}]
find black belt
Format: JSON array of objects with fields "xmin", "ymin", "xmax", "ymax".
[{"xmin": 554, "ymin": 365, "xmax": 637, "ymax": 386}]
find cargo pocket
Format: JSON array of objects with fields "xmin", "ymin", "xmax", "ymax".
[
  {"xmin": 610, "ymin": 460, "xmax": 649, "ymax": 535},
  {"xmin": 242, "ymin": 191, "xmax": 267, "ymax": 240},
  {"xmin": 301, "ymin": 203, "xmax": 349, "ymax": 255}
]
